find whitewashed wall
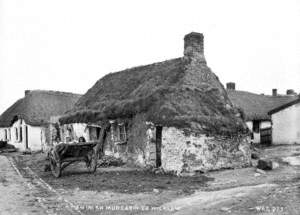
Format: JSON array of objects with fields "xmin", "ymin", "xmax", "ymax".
[
  {"xmin": 28, "ymin": 125, "xmax": 44, "ymax": 151},
  {"xmin": 0, "ymin": 128, "xmax": 7, "ymax": 140},
  {"xmin": 72, "ymin": 123, "xmax": 89, "ymax": 141},
  {"xmin": 61, "ymin": 123, "xmax": 90, "ymax": 142},
  {"xmin": 2, "ymin": 119, "xmax": 45, "ymax": 151},
  {"xmin": 272, "ymin": 103, "xmax": 300, "ymax": 144},
  {"xmin": 261, "ymin": 121, "xmax": 271, "ymax": 129},
  {"xmin": 246, "ymin": 121, "xmax": 253, "ymax": 131}
]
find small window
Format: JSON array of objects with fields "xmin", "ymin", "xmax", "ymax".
[
  {"xmin": 119, "ymin": 124, "xmax": 127, "ymax": 142},
  {"xmin": 110, "ymin": 122, "xmax": 127, "ymax": 143}
]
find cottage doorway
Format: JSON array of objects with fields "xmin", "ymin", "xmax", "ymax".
[
  {"xmin": 155, "ymin": 126, "xmax": 162, "ymax": 167},
  {"xmin": 25, "ymin": 126, "xmax": 28, "ymax": 149}
]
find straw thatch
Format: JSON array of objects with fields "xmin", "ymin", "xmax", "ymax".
[
  {"xmin": 0, "ymin": 90, "xmax": 81, "ymax": 127},
  {"xmin": 268, "ymin": 96, "xmax": 300, "ymax": 115},
  {"xmin": 228, "ymin": 90, "xmax": 297, "ymax": 121},
  {"xmin": 60, "ymin": 57, "xmax": 247, "ymax": 135}
]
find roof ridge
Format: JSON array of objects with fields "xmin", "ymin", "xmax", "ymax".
[
  {"xmin": 229, "ymin": 89, "xmax": 298, "ymax": 98},
  {"xmin": 104, "ymin": 57, "xmax": 183, "ymax": 77},
  {"xmin": 268, "ymin": 97, "xmax": 300, "ymax": 115},
  {"xmin": 26, "ymin": 90, "xmax": 82, "ymax": 97}
]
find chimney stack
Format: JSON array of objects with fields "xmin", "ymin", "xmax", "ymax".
[
  {"xmin": 286, "ymin": 89, "xmax": 296, "ymax": 96},
  {"xmin": 272, "ymin": 89, "xmax": 277, "ymax": 96},
  {"xmin": 25, "ymin": 90, "xmax": 31, "ymax": 96},
  {"xmin": 184, "ymin": 32, "xmax": 206, "ymax": 63},
  {"xmin": 226, "ymin": 82, "xmax": 236, "ymax": 90}
]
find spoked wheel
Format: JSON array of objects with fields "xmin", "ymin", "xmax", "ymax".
[
  {"xmin": 50, "ymin": 157, "xmax": 61, "ymax": 178},
  {"xmin": 86, "ymin": 151, "xmax": 97, "ymax": 173}
]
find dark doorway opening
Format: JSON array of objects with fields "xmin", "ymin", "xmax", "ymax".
[
  {"xmin": 96, "ymin": 127, "xmax": 101, "ymax": 140},
  {"xmin": 155, "ymin": 126, "xmax": 162, "ymax": 168},
  {"xmin": 25, "ymin": 126, "xmax": 28, "ymax": 149}
]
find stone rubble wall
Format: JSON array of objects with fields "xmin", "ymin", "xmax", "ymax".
[
  {"xmin": 161, "ymin": 127, "xmax": 251, "ymax": 174},
  {"xmin": 104, "ymin": 114, "xmax": 157, "ymax": 168}
]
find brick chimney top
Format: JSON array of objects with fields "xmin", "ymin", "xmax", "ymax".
[
  {"xmin": 226, "ymin": 82, "xmax": 236, "ymax": 90},
  {"xmin": 272, "ymin": 89, "xmax": 277, "ymax": 96},
  {"xmin": 25, "ymin": 90, "xmax": 31, "ymax": 96},
  {"xmin": 184, "ymin": 32, "xmax": 206, "ymax": 63},
  {"xmin": 286, "ymin": 89, "xmax": 296, "ymax": 96}
]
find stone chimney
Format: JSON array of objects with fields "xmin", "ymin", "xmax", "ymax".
[
  {"xmin": 286, "ymin": 89, "xmax": 296, "ymax": 96},
  {"xmin": 184, "ymin": 32, "xmax": 206, "ymax": 63},
  {"xmin": 226, "ymin": 82, "xmax": 236, "ymax": 90},
  {"xmin": 272, "ymin": 89, "xmax": 277, "ymax": 96},
  {"xmin": 25, "ymin": 90, "xmax": 31, "ymax": 96}
]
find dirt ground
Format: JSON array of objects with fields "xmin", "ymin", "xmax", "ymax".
[{"xmin": 2, "ymin": 144, "xmax": 300, "ymax": 214}]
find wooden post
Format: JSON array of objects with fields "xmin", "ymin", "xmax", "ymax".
[{"xmin": 94, "ymin": 122, "xmax": 110, "ymax": 158}]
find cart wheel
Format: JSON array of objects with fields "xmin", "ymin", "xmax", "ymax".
[
  {"xmin": 50, "ymin": 158, "xmax": 61, "ymax": 178},
  {"xmin": 86, "ymin": 151, "xmax": 97, "ymax": 173}
]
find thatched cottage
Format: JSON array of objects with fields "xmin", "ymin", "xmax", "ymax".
[
  {"xmin": 58, "ymin": 32, "xmax": 251, "ymax": 173},
  {"xmin": 227, "ymin": 84, "xmax": 297, "ymax": 144},
  {"xmin": 0, "ymin": 90, "xmax": 81, "ymax": 151},
  {"xmin": 268, "ymin": 97, "xmax": 300, "ymax": 145}
]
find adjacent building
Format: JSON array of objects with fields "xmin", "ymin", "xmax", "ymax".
[
  {"xmin": 58, "ymin": 32, "xmax": 251, "ymax": 174},
  {"xmin": 227, "ymin": 84, "xmax": 297, "ymax": 144},
  {"xmin": 0, "ymin": 90, "xmax": 81, "ymax": 151},
  {"xmin": 268, "ymin": 97, "xmax": 300, "ymax": 145}
]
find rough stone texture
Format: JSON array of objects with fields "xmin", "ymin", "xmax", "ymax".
[
  {"xmin": 161, "ymin": 127, "xmax": 251, "ymax": 174},
  {"xmin": 103, "ymin": 114, "xmax": 156, "ymax": 168},
  {"xmin": 184, "ymin": 32, "xmax": 206, "ymax": 63}
]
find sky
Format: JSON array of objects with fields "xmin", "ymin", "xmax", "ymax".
[{"xmin": 0, "ymin": 0, "xmax": 300, "ymax": 114}]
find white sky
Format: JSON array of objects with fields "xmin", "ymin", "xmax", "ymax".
[{"xmin": 0, "ymin": 0, "xmax": 300, "ymax": 114}]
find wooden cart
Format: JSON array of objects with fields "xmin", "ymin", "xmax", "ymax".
[{"xmin": 48, "ymin": 142, "xmax": 100, "ymax": 178}]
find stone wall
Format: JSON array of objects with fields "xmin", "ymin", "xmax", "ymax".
[
  {"xmin": 161, "ymin": 127, "xmax": 251, "ymax": 174},
  {"xmin": 103, "ymin": 114, "xmax": 156, "ymax": 168}
]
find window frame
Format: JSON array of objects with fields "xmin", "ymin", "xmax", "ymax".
[{"xmin": 110, "ymin": 121, "xmax": 127, "ymax": 144}]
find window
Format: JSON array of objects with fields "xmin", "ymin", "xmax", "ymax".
[
  {"xmin": 118, "ymin": 123, "xmax": 127, "ymax": 142},
  {"xmin": 110, "ymin": 122, "xmax": 127, "ymax": 143}
]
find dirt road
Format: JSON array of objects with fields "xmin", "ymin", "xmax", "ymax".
[
  {"xmin": 0, "ymin": 155, "xmax": 82, "ymax": 215},
  {"xmin": 2, "ymin": 145, "xmax": 300, "ymax": 215},
  {"xmin": 0, "ymin": 155, "xmax": 45, "ymax": 214}
]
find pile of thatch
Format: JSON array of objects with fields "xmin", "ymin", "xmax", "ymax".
[
  {"xmin": 60, "ymin": 57, "xmax": 247, "ymax": 136},
  {"xmin": 0, "ymin": 90, "xmax": 81, "ymax": 127}
]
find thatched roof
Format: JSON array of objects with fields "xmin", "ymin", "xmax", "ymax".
[
  {"xmin": 227, "ymin": 90, "xmax": 297, "ymax": 121},
  {"xmin": 59, "ymin": 55, "xmax": 247, "ymax": 135},
  {"xmin": 0, "ymin": 90, "xmax": 81, "ymax": 127},
  {"xmin": 268, "ymin": 96, "xmax": 300, "ymax": 115}
]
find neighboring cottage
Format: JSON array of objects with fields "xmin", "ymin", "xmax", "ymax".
[
  {"xmin": 227, "ymin": 84, "xmax": 297, "ymax": 144},
  {"xmin": 58, "ymin": 32, "xmax": 251, "ymax": 174},
  {"xmin": 268, "ymin": 97, "xmax": 300, "ymax": 145},
  {"xmin": 0, "ymin": 90, "xmax": 81, "ymax": 151}
]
